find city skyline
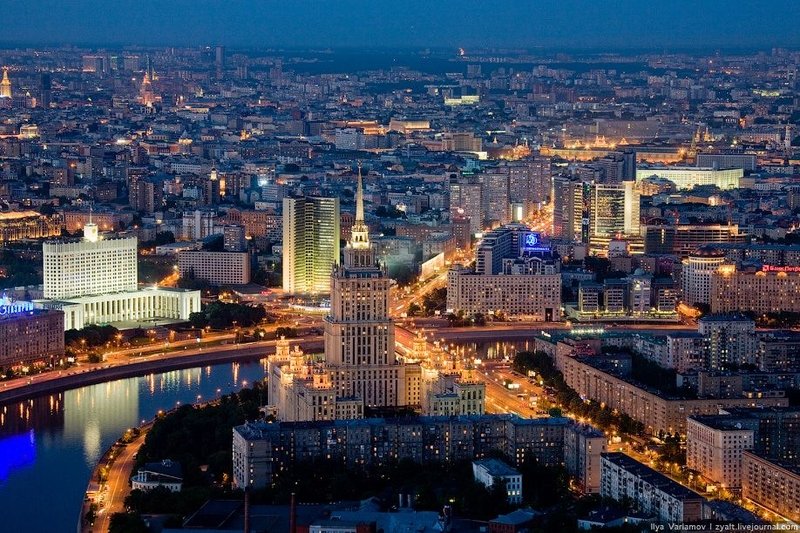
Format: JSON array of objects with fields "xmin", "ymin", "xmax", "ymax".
[
  {"xmin": 0, "ymin": 1, "xmax": 799, "ymax": 50},
  {"xmin": 1, "ymin": 10, "xmax": 800, "ymax": 527}
]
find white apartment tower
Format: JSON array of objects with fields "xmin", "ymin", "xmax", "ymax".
[{"xmin": 43, "ymin": 220, "xmax": 137, "ymax": 299}]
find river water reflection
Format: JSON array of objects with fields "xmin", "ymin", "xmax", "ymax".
[{"xmin": 0, "ymin": 359, "xmax": 271, "ymax": 533}]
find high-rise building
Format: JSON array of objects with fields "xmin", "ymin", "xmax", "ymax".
[
  {"xmin": 0, "ymin": 67, "xmax": 12, "ymax": 99},
  {"xmin": 680, "ymin": 246, "xmax": 727, "ymax": 306},
  {"xmin": 269, "ymin": 167, "xmax": 434, "ymax": 421},
  {"xmin": 552, "ymin": 176, "xmax": 588, "ymax": 242},
  {"xmin": 282, "ymin": 195, "xmax": 340, "ymax": 295},
  {"xmin": 324, "ymin": 166, "xmax": 404, "ymax": 406},
  {"xmin": 223, "ymin": 224, "xmax": 247, "ymax": 252},
  {"xmin": 589, "ymin": 182, "xmax": 640, "ymax": 242},
  {"xmin": 43, "ymin": 221, "xmax": 137, "ymax": 300},
  {"xmin": 698, "ymin": 314, "xmax": 758, "ymax": 369},
  {"xmin": 129, "ymin": 177, "xmax": 161, "ymax": 214},
  {"xmin": 448, "ymin": 225, "xmax": 562, "ymax": 319},
  {"xmin": 646, "ymin": 224, "xmax": 748, "ymax": 258},
  {"xmin": 479, "ymin": 172, "xmax": 510, "ymax": 226},
  {"xmin": 710, "ymin": 263, "xmax": 800, "ymax": 314},
  {"xmin": 449, "ymin": 176, "xmax": 483, "ymax": 235},
  {"xmin": 215, "ymin": 45, "xmax": 225, "ymax": 79},
  {"xmin": 39, "ymin": 72, "xmax": 51, "ymax": 108},
  {"xmin": 178, "ymin": 251, "xmax": 251, "ymax": 286},
  {"xmin": 204, "ymin": 166, "xmax": 221, "ymax": 206}
]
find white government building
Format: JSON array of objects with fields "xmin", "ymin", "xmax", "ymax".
[{"xmin": 35, "ymin": 221, "xmax": 200, "ymax": 330}]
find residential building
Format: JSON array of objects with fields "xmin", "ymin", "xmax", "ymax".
[
  {"xmin": 710, "ymin": 264, "xmax": 800, "ymax": 314},
  {"xmin": 564, "ymin": 423, "xmax": 607, "ymax": 494},
  {"xmin": 231, "ymin": 414, "xmax": 571, "ymax": 488},
  {"xmin": 472, "ymin": 458, "xmax": 523, "ymax": 504},
  {"xmin": 698, "ymin": 315, "xmax": 757, "ymax": 370},
  {"xmin": 686, "ymin": 415, "xmax": 755, "ymax": 490},
  {"xmin": 178, "ymin": 251, "xmax": 251, "ymax": 285},
  {"xmin": 601, "ymin": 453, "xmax": 705, "ymax": 523},
  {"xmin": 0, "ymin": 298, "xmax": 64, "ymax": 370},
  {"xmin": 742, "ymin": 451, "xmax": 800, "ymax": 522}
]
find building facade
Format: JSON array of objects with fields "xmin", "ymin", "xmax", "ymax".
[
  {"xmin": 681, "ymin": 246, "xmax": 727, "ymax": 306},
  {"xmin": 232, "ymin": 414, "xmax": 572, "ymax": 489},
  {"xmin": 43, "ymin": 223, "xmax": 137, "ymax": 299},
  {"xmin": 282, "ymin": 196, "xmax": 340, "ymax": 295},
  {"xmin": 601, "ymin": 452, "xmax": 705, "ymax": 523},
  {"xmin": 0, "ymin": 299, "xmax": 64, "ymax": 370},
  {"xmin": 710, "ymin": 264, "xmax": 800, "ymax": 314},
  {"xmin": 635, "ymin": 166, "xmax": 742, "ymax": 190},
  {"xmin": 178, "ymin": 250, "xmax": 251, "ymax": 285},
  {"xmin": 686, "ymin": 415, "xmax": 755, "ymax": 490},
  {"xmin": 38, "ymin": 223, "xmax": 199, "ymax": 330},
  {"xmin": 472, "ymin": 458, "xmax": 523, "ymax": 504},
  {"xmin": 742, "ymin": 451, "xmax": 800, "ymax": 522}
]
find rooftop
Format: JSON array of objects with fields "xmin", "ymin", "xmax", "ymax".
[
  {"xmin": 601, "ymin": 452, "xmax": 705, "ymax": 501},
  {"xmin": 473, "ymin": 458, "xmax": 521, "ymax": 478}
]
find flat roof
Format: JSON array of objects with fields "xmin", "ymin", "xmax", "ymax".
[{"xmin": 473, "ymin": 458, "xmax": 521, "ymax": 477}]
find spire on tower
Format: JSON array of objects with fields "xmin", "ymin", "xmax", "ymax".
[
  {"xmin": 355, "ymin": 161, "xmax": 365, "ymax": 224},
  {"xmin": 349, "ymin": 162, "xmax": 370, "ymax": 251}
]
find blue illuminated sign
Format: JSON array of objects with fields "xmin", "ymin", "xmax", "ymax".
[
  {"xmin": 0, "ymin": 296, "xmax": 34, "ymax": 318},
  {"xmin": 521, "ymin": 232, "xmax": 549, "ymax": 253}
]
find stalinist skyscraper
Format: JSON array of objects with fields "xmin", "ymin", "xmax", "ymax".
[
  {"xmin": 0, "ymin": 68, "xmax": 12, "ymax": 99},
  {"xmin": 268, "ymin": 164, "xmax": 484, "ymax": 421},
  {"xmin": 324, "ymin": 164, "xmax": 405, "ymax": 407}
]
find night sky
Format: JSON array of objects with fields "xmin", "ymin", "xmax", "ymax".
[{"xmin": 2, "ymin": 0, "xmax": 799, "ymax": 50}]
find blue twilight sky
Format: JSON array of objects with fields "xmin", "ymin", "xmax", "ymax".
[{"xmin": 1, "ymin": 0, "xmax": 799, "ymax": 50}]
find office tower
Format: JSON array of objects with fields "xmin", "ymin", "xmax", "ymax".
[
  {"xmin": 589, "ymin": 182, "xmax": 640, "ymax": 241},
  {"xmin": 43, "ymin": 220, "xmax": 137, "ymax": 300},
  {"xmin": 0, "ymin": 67, "xmax": 11, "ymax": 98},
  {"xmin": 590, "ymin": 184, "xmax": 625, "ymax": 239},
  {"xmin": 282, "ymin": 196, "xmax": 340, "ymax": 294},
  {"xmin": 39, "ymin": 72, "xmax": 51, "ymax": 108},
  {"xmin": 622, "ymin": 150, "xmax": 636, "ymax": 181},
  {"xmin": 552, "ymin": 176, "xmax": 588, "ymax": 242},
  {"xmin": 528, "ymin": 155, "xmax": 552, "ymax": 205},
  {"xmin": 39, "ymin": 221, "xmax": 200, "ymax": 330},
  {"xmin": 215, "ymin": 45, "xmax": 225, "ymax": 79},
  {"xmin": 324, "ymin": 165, "xmax": 405, "ymax": 406}
]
